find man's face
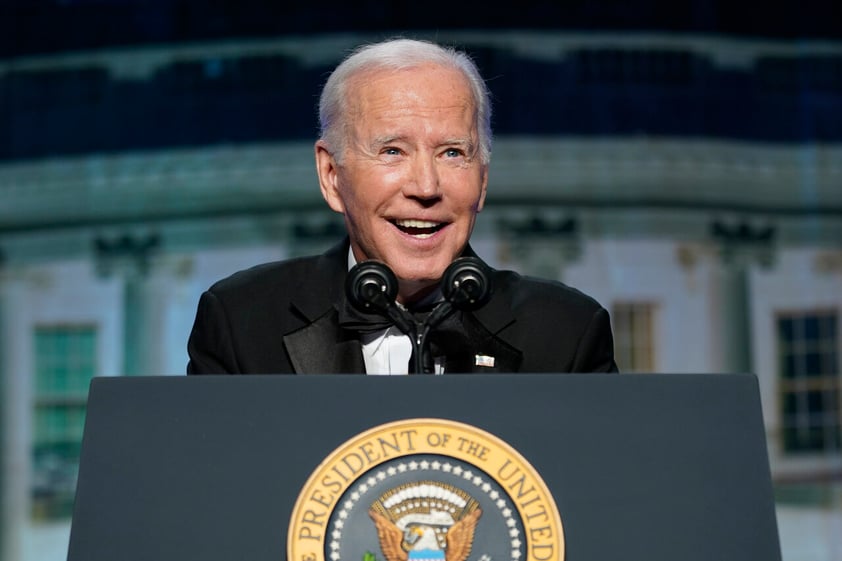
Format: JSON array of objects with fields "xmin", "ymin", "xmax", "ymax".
[{"xmin": 316, "ymin": 63, "xmax": 488, "ymax": 303}]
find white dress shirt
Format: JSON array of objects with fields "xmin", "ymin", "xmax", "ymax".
[{"xmin": 360, "ymin": 327, "xmax": 413, "ymax": 375}]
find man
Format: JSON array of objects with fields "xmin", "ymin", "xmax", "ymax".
[{"xmin": 187, "ymin": 37, "xmax": 617, "ymax": 375}]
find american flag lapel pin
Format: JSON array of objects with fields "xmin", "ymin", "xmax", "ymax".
[{"xmin": 475, "ymin": 354, "xmax": 495, "ymax": 368}]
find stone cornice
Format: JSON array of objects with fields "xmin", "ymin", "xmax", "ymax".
[{"xmin": 2, "ymin": 137, "xmax": 839, "ymax": 233}]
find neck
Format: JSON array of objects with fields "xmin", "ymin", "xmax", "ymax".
[{"xmin": 397, "ymin": 281, "xmax": 440, "ymax": 307}]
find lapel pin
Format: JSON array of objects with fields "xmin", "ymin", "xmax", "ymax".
[{"xmin": 475, "ymin": 354, "xmax": 495, "ymax": 368}]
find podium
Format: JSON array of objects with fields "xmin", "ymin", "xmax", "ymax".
[{"xmin": 66, "ymin": 373, "xmax": 782, "ymax": 561}]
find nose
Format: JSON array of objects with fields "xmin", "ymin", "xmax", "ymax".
[{"xmin": 403, "ymin": 154, "xmax": 441, "ymax": 201}]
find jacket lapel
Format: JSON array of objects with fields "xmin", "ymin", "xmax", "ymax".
[
  {"xmin": 281, "ymin": 239, "xmax": 366, "ymax": 375},
  {"xmin": 283, "ymin": 308, "xmax": 366, "ymax": 374}
]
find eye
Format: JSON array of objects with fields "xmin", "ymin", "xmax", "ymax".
[
  {"xmin": 444, "ymin": 148, "xmax": 464, "ymax": 158},
  {"xmin": 383, "ymin": 146, "xmax": 402, "ymax": 156}
]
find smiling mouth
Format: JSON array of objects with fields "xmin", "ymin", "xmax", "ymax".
[{"xmin": 393, "ymin": 219, "xmax": 447, "ymax": 239}]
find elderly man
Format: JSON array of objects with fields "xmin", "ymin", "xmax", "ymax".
[{"xmin": 187, "ymin": 38, "xmax": 617, "ymax": 375}]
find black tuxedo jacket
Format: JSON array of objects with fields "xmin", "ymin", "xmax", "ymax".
[{"xmin": 187, "ymin": 239, "xmax": 618, "ymax": 374}]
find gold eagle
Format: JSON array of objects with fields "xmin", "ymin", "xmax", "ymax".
[{"xmin": 368, "ymin": 508, "xmax": 482, "ymax": 561}]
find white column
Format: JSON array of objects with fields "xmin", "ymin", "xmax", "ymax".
[
  {"xmin": 710, "ymin": 263, "xmax": 753, "ymax": 373},
  {"xmin": 709, "ymin": 220, "xmax": 775, "ymax": 374},
  {"xmin": 94, "ymin": 233, "xmax": 165, "ymax": 376},
  {"xmin": 0, "ymin": 269, "xmax": 27, "ymax": 561},
  {"xmin": 122, "ymin": 256, "xmax": 193, "ymax": 376},
  {"xmin": 122, "ymin": 273, "xmax": 154, "ymax": 376}
]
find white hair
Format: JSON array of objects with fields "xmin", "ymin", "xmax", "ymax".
[{"xmin": 318, "ymin": 38, "xmax": 492, "ymax": 164}]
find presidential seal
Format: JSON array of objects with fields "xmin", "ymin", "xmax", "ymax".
[{"xmin": 288, "ymin": 418, "xmax": 564, "ymax": 561}]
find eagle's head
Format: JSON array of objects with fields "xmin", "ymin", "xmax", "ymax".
[{"xmin": 403, "ymin": 524, "xmax": 441, "ymax": 551}]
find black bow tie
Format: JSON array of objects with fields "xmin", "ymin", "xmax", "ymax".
[
  {"xmin": 338, "ymin": 292, "xmax": 500, "ymax": 373},
  {"xmin": 336, "ymin": 293, "xmax": 398, "ymax": 334},
  {"xmin": 336, "ymin": 287, "xmax": 443, "ymax": 336}
]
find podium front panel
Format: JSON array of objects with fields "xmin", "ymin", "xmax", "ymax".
[{"xmin": 67, "ymin": 373, "xmax": 782, "ymax": 561}]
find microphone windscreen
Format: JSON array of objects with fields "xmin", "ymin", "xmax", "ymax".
[
  {"xmin": 441, "ymin": 257, "xmax": 493, "ymax": 310},
  {"xmin": 345, "ymin": 260, "xmax": 398, "ymax": 311}
]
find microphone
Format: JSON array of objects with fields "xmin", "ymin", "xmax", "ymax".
[
  {"xmin": 345, "ymin": 257, "xmax": 494, "ymax": 374},
  {"xmin": 423, "ymin": 257, "xmax": 493, "ymax": 331},
  {"xmin": 441, "ymin": 256, "xmax": 493, "ymax": 311},
  {"xmin": 346, "ymin": 260, "xmax": 398, "ymax": 311},
  {"xmin": 415, "ymin": 257, "xmax": 494, "ymax": 373},
  {"xmin": 345, "ymin": 261, "xmax": 415, "ymax": 334}
]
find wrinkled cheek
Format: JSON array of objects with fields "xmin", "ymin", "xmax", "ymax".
[
  {"xmin": 340, "ymin": 206, "xmax": 363, "ymax": 240},
  {"xmin": 344, "ymin": 206, "xmax": 386, "ymax": 248}
]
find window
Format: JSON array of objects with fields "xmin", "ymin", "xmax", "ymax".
[
  {"xmin": 32, "ymin": 325, "xmax": 97, "ymax": 520},
  {"xmin": 777, "ymin": 311, "xmax": 841, "ymax": 453},
  {"xmin": 612, "ymin": 301, "xmax": 657, "ymax": 372}
]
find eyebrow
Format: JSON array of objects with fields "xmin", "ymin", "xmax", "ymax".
[
  {"xmin": 370, "ymin": 135, "xmax": 406, "ymax": 149},
  {"xmin": 370, "ymin": 135, "xmax": 476, "ymax": 153}
]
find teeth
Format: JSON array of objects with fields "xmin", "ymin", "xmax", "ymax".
[{"xmin": 395, "ymin": 219, "xmax": 440, "ymax": 228}]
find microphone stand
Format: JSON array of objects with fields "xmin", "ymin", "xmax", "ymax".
[
  {"xmin": 346, "ymin": 257, "xmax": 492, "ymax": 375},
  {"xmin": 411, "ymin": 301, "xmax": 456, "ymax": 374},
  {"xmin": 352, "ymin": 297, "xmax": 451, "ymax": 374}
]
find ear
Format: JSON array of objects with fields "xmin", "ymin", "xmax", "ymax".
[{"xmin": 315, "ymin": 140, "xmax": 345, "ymax": 213}]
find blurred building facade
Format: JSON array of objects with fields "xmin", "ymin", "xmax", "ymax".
[{"xmin": 1, "ymin": 22, "xmax": 841, "ymax": 561}]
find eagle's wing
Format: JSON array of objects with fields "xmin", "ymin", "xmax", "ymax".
[
  {"xmin": 445, "ymin": 508, "xmax": 482, "ymax": 561},
  {"xmin": 369, "ymin": 509, "xmax": 408, "ymax": 561}
]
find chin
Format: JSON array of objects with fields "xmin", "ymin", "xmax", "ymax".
[
  {"xmin": 400, "ymin": 258, "xmax": 450, "ymax": 279},
  {"xmin": 395, "ymin": 271, "xmax": 442, "ymax": 287},
  {"xmin": 385, "ymin": 243, "xmax": 463, "ymax": 281},
  {"xmin": 389, "ymin": 267, "xmax": 441, "ymax": 294}
]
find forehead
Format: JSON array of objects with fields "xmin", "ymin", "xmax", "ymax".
[{"xmin": 346, "ymin": 63, "xmax": 476, "ymax": 124}]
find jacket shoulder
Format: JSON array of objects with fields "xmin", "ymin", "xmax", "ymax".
[
  {"xmin": 494, "ymin": 269, "xmax": 605, "ymax": 315},
  {"xmin": 207, "ymin": 255, "xmax": 319, "ymax": 297},
  {"xmin": 209, "ymin": 239, "xmax": 347, "ymax": 296}
]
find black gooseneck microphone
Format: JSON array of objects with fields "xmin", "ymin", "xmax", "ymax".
[
  {"xmin": 345, "ymin": 257, "xmax": 493, "ymax": 374},
  {"xmin": 344, "ymin": 261, "xmax": 416, "ymax": 335}
]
